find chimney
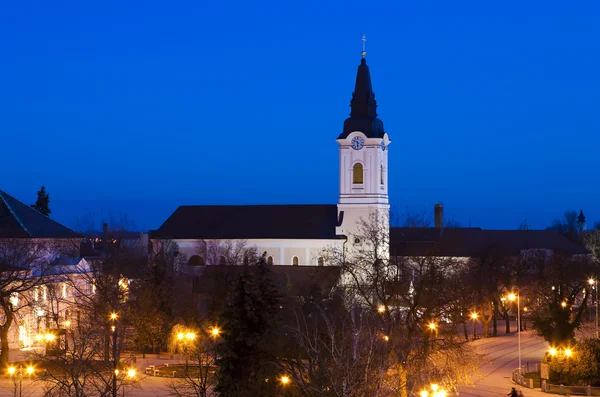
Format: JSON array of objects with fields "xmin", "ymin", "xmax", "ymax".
[{"xmin": 434, "ymin": 204, "xmax": 444, "ymax": 228}]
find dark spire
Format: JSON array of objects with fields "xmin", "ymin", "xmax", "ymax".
[
  {"xmin": 338, "ymin": 57, "xmax": 386, "ymax": 139},
  {"xmin": 578, "ymin": 210, "xmax": 586, "ymax": 225}
]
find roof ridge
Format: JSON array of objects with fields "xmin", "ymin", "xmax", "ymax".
[
  {"xmin": 0, "ymin": 190, "xmax": 31, "ymax": 237},
  {"xmin": 178, "ymin": 204, "xmax": 336, "ymax": 208}
]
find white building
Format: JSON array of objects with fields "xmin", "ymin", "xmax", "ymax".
[{"xmin": 150, "ymin": 55, "xmax": 391, "ymax": 266}]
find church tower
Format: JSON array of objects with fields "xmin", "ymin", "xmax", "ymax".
[{"xmin": 336, "ymin": 43, "xmax": 391, "ymax": 242}]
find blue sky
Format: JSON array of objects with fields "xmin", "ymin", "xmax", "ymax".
[{"xmin": 1, "ymin": 1, "xmax": 599, "ymax": 231}]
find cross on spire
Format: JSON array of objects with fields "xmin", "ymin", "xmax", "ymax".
[{"xmin": 361, "ymin": 34, "xmax": 367, "ymax": 57}]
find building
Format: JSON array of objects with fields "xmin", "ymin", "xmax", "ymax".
[
  {"xmin": 0, "ymin": 189, "xmax": 85, "ymax": 348},
  {"xmin": 150, "ymin": 54, "xmax": 391, "ymax": 267}
]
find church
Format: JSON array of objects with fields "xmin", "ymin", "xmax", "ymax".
[
  {"xmin": 149, "ymin": 53, "xmax": 391, "ymax": 266},
  {"xmin": 149, "ymin": 50, "xmax": 589, "ymax": 268}
]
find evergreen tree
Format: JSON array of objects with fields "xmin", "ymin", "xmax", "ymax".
[
  {"xmin": 214, "ymin": 257, "xmax": 281, "ymax": 397},
  {"xmin": 30, "ymin": 186, "xmax": 51, "ymax": 216}
]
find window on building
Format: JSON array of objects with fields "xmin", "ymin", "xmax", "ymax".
[
  {"xmin": 292, "ymin": 256, "xmax": 299, "ymax": 266},
  {"xmin": 318, "ymin": 257, "xmax": 324, "ymax": 266},
  {"xmin": 188, "ymin": 255, "xmax": 205, "ymax": 266},
  {"xmin": 267, "ymin": 256, "xmax": 273, "ymax": 265},
  {"xmin": 353, "ymin": 163, "xmax": 363, "ymax": 184},
  {"xmin": 219, "ymin": 256, "xmax": 226, "ymax": 266},
  {"xmin": 380, "ymin": 164, "xmax": 384, "ymax": 185}
]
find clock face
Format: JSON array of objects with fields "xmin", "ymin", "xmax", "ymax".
[
  {"xmin": 380, "ymin": 141, "xmax": 386, "ymax": 151},
  {"xmin": 351, "ymin": 137, "xmax": 364, "ymax": 150}
]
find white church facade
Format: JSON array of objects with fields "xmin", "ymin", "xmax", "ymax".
[{"xmin": 150, "ymin": 55, "xmax": 391, "ymax": 265}]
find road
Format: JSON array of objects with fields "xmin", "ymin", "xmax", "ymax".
[
  {"xmin": 460, "ymin": 330, "xmax": 548, "ymax": 397},
  {"xmin": 0, "ymin": 330, "xmax": 548, "ymax": 396}
]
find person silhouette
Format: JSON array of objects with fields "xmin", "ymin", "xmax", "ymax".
[{"xmin": 508, "ymin": 387, "xmax": 518, "ymax": 397}]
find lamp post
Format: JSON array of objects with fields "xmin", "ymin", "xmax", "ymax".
[
  {"xmin": 177, "ymin": 331, "xmax": 196, "ymax": 373},
  {"xmin": 589, "ymin": 278, "xmax": 598, "ymax": 338},
  {"xmin": 110, "ymin": 312, "xmax": 118, "ymax": 397},
  {"xmin": 279, "ymin": 375, "xmax": 291, "ymax": 396},
  {"xmin": 8, "ymin": 365, "xmax": 34, "ymax": 397},
  {"xmin": 121, "ymin": 368, "xmax": 136, "ymax": 397},
  {"xmin": 508, "ymin": 292, "xmax": 521, "ymax": 373},
  {"xmin": 470, "ymin": 313, "xmax": 478, "ymax": 340}
]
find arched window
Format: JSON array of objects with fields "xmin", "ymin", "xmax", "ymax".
[
  {"xmin": 380, "ymin": 164, "xmax": 384, "ymax": 185},
  {"xmin": 267, "ymin": 256, "xmax": 273, "ymax": 265},
  {"xmin": 219, "ymin": 256, "xmax": 226, "ymax": 266},
  {"xmin": 188, "ymin": 255, "xmax": 205, "ymax": 266},
  {"xmin": 292, "ymin": 256, "xmax": 299, "ymax": 266},
  {"xmin": 353, "ymin": 163, "xmax": 363, "ymax": 184},
  {"xmin": 318, "ymin": 257, "xmax": 324, "ymax": 266}
]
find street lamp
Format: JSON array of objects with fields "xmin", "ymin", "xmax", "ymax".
[
  {"xmin": 8, "ymin": 365, "xmax": 34, "ymax": 397},
  {"xmin": 110, "ymin": 312, "xmax": 119, "ymax": 397},
  {"xmin": 176, "ymin": 330, "xmax": 197, "ymax": 373},
  {"xmin": 470, "ymin": 312, "xmax": 478, "ymax": 340},
  {"xmin": 420, "ymin": 383, "xmax": 447, "ymax": 397},
  {"xmin": 589, "ymin": 278, "xmax": 598, "ymax": 338},
  {"xmin": 210, "ymin": 327, "xmax": 220, "ymax": 338},
  {"xmin": 565, "ymin": 348, "xmax": 573, "ymax": 358},
  {"xmin": 377, "ymin": 305, "xmax": 386, "ymax": 314},
  {"xmin": 508, "ymin": 292, "xmax": 522, "ymax": 373}
]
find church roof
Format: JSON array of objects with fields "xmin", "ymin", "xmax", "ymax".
[
  {"xmin": 338, "ymin": 58, "xmax": 386, "ymax": 139},
  {"xmin": 390, "ymin": 227, "xmax": 589, "ymax": 257},
  {"xmin": 150, "ymin": 204, "xmax": 342, "ymax": 240},
  {"xmin": 0, "ymin": 190, "xmax": 81, "ymax": 239}
]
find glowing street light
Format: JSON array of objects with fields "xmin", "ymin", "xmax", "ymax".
[
  {"xmin": 508, "ymin": 291, "xmax": 522, "ymax": 373},
  {"xmin": 377, "ymin": 305, "xmax": 386, "ymax": 314},
  {"xmin": 127, "ymin": 368, "xmax": 136, "ymax": 378},
  {"xmin": 280, "ymin": 375, "xmax": 290, "ymax": 385},
  {"xmin": 549, "ymin": 347, "xmax": 557, "ymax": 356},
  {"xmin": 561, "ymin": 301, "xmax": 567, "ymax": 308},
  {"xmin": 421, "ymin": 383, "xmax": 447, "ymax": 397},
  {"xmin": 565, "ymin": 348, "xmax": 573, "ymax": 358},
  {"xmin": 210, "ymin": 327, "xmax": 220, "ymax": 338},
  {"xmin": 110, "ymin": 313, "xmax": 118, "ymax": 321},
  {"xmin": 589, "ymin": 278, "xmax": 598, "ymax": 338},
  {"xmin": 383, "ymin": 335, "xmax": 389, "ymax": 342},
  {"xmin": 428, "ymin": 322, "xmax": 437, "ymax": 331},
  {"xmin": 470, "ymin": 312, "xmax": 478, "ymax": 339},
  {"xmin": 185, "ymin": 332, "xmax": 196, "ymax": 340},
  {"xmin": 8, "ymin": 364, "xmax": 34, "ymax": 397}
]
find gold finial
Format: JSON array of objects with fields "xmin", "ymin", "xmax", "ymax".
[{"xmin": 361, "ymin": 34, "xmax": 366, "ymax": 58}]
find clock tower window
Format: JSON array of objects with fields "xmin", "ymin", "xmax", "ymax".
[{"xmin": 353, "ymin": 163, "xmax": 364, "ymax": 184}]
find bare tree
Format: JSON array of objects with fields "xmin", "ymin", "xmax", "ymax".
[
  {"xmin": 320, "ymin": 214, "xmax": 481, "ymax": 396},
  {"xmin": 199, "ymin": 240, "xmax": 258, "ymax": 266}
]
